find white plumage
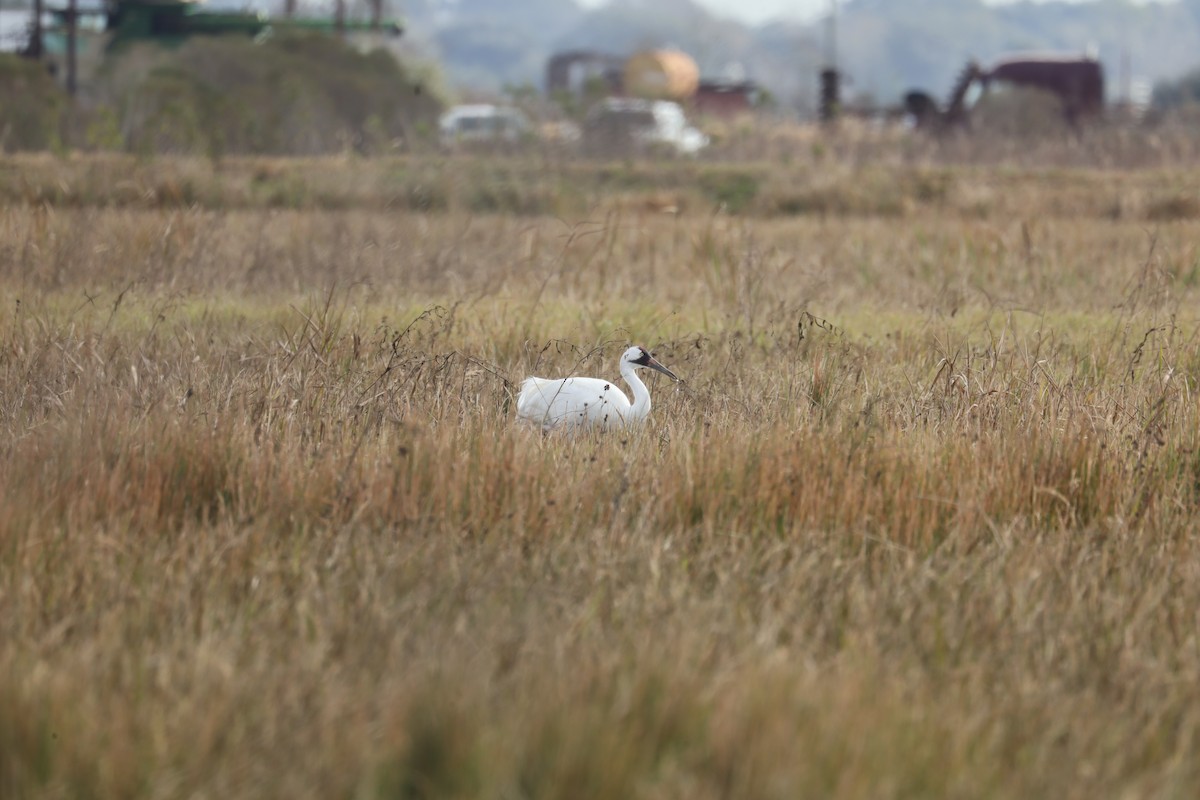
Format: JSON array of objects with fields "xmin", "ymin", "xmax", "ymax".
[{"xmin": 516, "ymin": 345, "xmax": 680, "ymax": 431}]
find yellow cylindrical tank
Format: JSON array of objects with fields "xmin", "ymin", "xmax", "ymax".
[{"xmin": 623, "ymin": 49, "xmax": 700, "ymax": 101}]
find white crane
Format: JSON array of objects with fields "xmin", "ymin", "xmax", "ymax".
[{"xmin": 516, "ymin": 345, "xmax": 680, "ymax": 431}]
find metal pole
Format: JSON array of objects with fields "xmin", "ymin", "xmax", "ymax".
[
  {"xmin": 66, "ymin": 0, "xmax": 77, "ymax": 96},
  {"xmin": 334, "ymin": 0, "xmax": 344, "ymax": 34},
  {"xmin": 284, "ymin": 0, "xmax": 296, "ymax": 18}
]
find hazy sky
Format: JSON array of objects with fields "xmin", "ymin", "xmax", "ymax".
[
  {"xmin": 573, "ymin": 0, "xmax": 830, "ymax": 24},
  {"xmin": 577, "ymin": 0, "xmax": 1167, "ymax": 26}
]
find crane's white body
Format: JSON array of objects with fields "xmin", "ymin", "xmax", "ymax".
[
  {"xmin": 516, "ymin": 345, "xmax": 678, "ymax": 432},
  {"xmin": 517, "ymin": 374, "xmax": 642, "ymax": 431}
]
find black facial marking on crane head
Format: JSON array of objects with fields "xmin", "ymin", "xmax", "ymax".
[{"xmin": 632, "ymin": 348, "xmax": 652, "ymax": 367}]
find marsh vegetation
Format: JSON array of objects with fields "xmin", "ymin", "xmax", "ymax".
[{"xmin": 3, "ymin": 152, "xmax": 1200, "ymax": 798}]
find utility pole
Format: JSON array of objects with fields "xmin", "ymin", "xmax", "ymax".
[
  {"xmin": 29, "ymin": 0, "xmax": 44, "ymax": 58},
  {"xmin": 819, "ymin": 0, "xmax": 840, "ymax": 122},
  {"xmin": 827, "ymin": 0, "xmax": 837, "ymax": 73}
]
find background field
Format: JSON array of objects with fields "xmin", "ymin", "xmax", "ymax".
[{"xmin": 3, "ymin": 151, "xmax": 1200, "ymax": 798}]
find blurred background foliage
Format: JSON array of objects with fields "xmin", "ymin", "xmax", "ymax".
[
  {"xmin": 0, "ymin": 33, "xmax": 443, "ymax": 155},
  {"xmin": 0, "ymin": 54, "xmax": 67, "ymax": 151}
]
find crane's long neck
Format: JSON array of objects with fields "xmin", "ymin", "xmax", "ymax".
[{"xmin": 620, "ymin": 361, "xmax": 652, "ymax": 422}]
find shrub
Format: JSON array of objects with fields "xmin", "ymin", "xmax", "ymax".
[
  {"xmin": 90, "ymin": 33, "xmax": 444, "ymax": 156},
  {"xmin": 699, "ymin": 169, "xmax": 760, "ymax": 213},
  {"xmin": 0, "ymin": 55, "xmax": 66, "ymax": 151}
]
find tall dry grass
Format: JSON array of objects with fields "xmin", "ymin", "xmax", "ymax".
[{"xmin": 3, "ymin": 157, "xmax": 1200, "ymax": 798}]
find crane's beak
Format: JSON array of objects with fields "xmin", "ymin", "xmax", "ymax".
[{"xmin": 646, "ymin": 356, "xmax": 680, "ymax": 382}]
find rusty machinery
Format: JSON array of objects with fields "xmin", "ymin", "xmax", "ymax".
[{"xmin": 545, "ymin": 50, "xmax": 624, "ymax": 97}]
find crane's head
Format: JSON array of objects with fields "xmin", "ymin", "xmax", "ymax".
[{"xmin": 623, "ymin": 345, "xmax": 680, "ymax": 381}]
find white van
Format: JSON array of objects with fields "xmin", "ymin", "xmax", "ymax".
[
  {"xmin": 583, "ymin": 98, "xmax": 709, "ymax": 155},
  {"xmin": 439, "ymin": 105, "xmax": 532, "ymax": 146}
]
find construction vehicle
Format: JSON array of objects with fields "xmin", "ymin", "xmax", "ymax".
[{"xmin": 906, "ymin": 53, "xmax": 1105, "ymax": 130}]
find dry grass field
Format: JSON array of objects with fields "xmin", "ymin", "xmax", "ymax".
[{"xmin": 3, "ymin": 151, "xmax": 1200, "ymax": 798}]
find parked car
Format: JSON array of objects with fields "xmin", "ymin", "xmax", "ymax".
[
  {"xmin": 582, "ymin": 98, "xmax": 709, "ymax": 156},
  {"xmin": 439, "ymin": 105, "xmax": 532, "ymax": 146}
]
